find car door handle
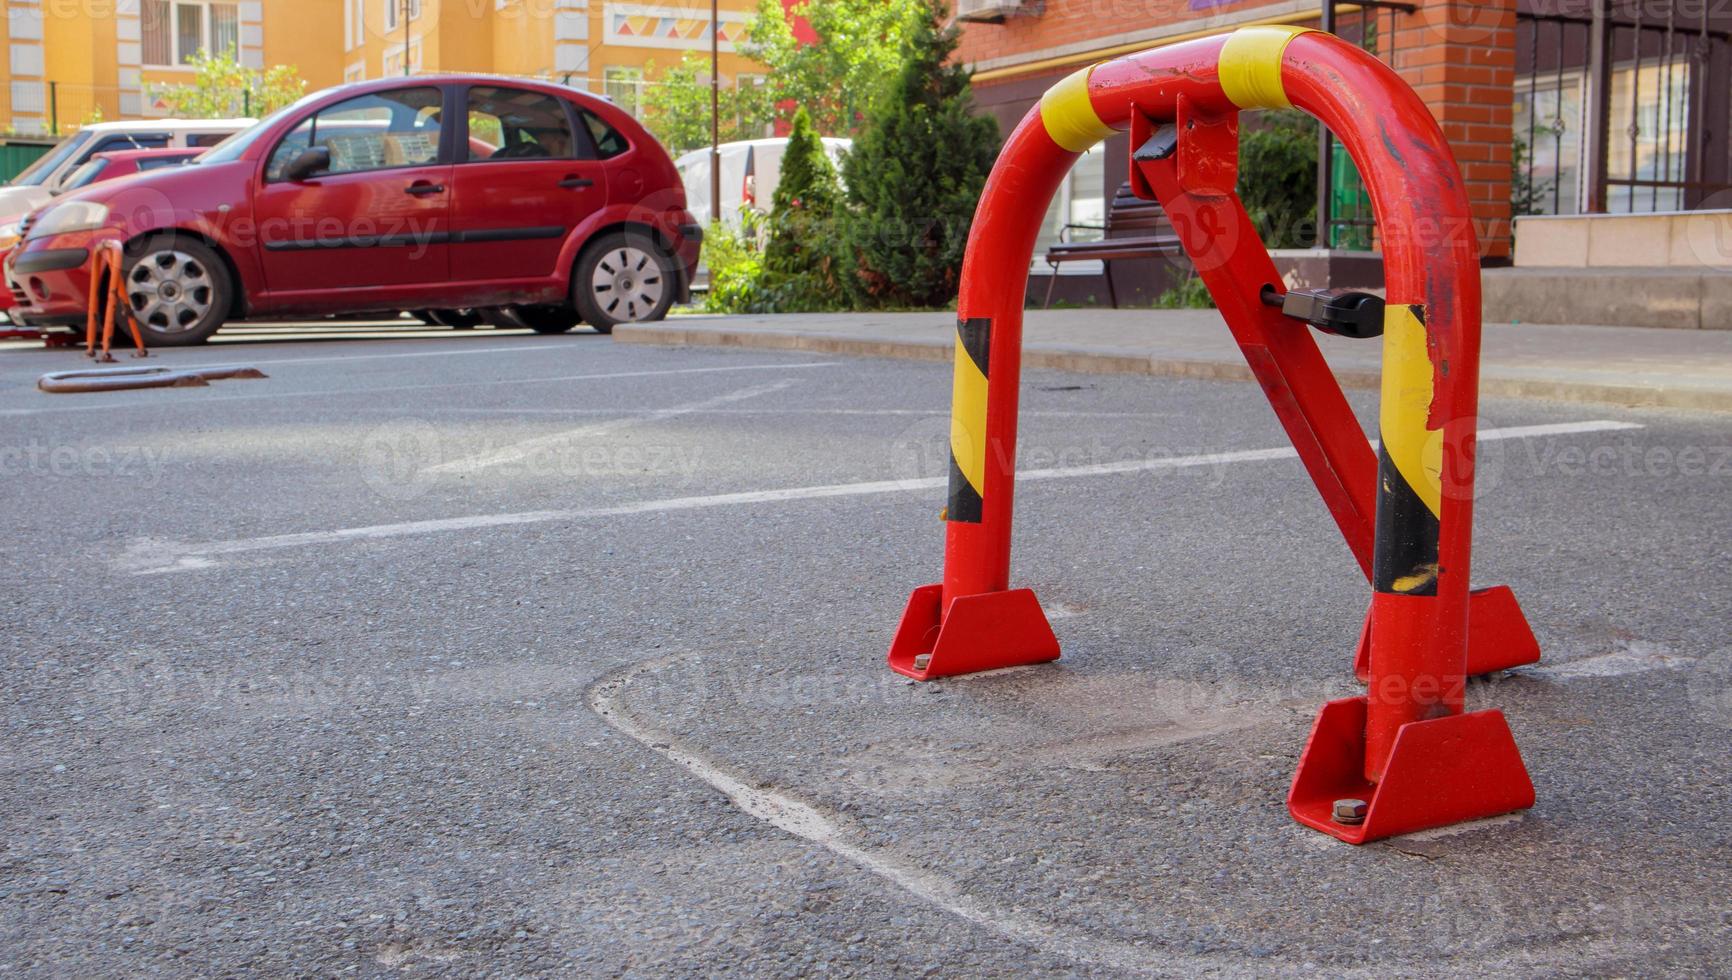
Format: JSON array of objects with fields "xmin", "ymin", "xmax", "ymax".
[
  {"xmin": 558, "ymin": 177, "xmax": 594, "ymax": 189},
  {"xmin": 405, "ymin": 182, "xmax": 446, "ymax": 196}
]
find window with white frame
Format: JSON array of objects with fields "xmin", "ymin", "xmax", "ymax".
[
  {"xmin": 1607, "ymin": 59, "xmax": 1690, "ymax": 213},
  {"xmin": 603, "ymin": 66, "xmax": 644, "ymax": 118},
  {"xmin": 1513, "ymin": 73, "xmax": 1584, "ymax": 216},
  {"xmin": 142, "ymin": 0, "xmax": 241, "ymax": 67},
  {"xmin": 384, "ymin": 0, "xmax": 423, "ymax": 32},
  {"xmin": 1513, "ymin": 59, "xmax": 1692, "ymax": 215},
  {"xmin": 1033, "ymin": 145, "xmax": 1106, "ymax": 271},
  {"xmin": 382, "ymin": 37, "xmax": 424, "ymax": 77}
]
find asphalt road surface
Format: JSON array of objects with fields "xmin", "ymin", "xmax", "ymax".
[{"xmin": 2, "ymin": 319, "xmax": 1728, "ymax": 976}]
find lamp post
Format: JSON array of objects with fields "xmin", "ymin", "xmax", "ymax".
[
  {"xmin": 710, "ymin": 0, "xmax": 721, "ymax": 222},
  {"xmin": 402, "ymin": 0, "xmax": 412, "ymax": 76}
]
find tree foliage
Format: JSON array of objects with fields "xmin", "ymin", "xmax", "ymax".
[
  {"xmin": 742, "ymin": 0, "xmax": 925, "ymax": 135},
  {"xmin": 701, "ymin": 210, "xmax": 769, "ymax": 314},
  {"xmin": 840, "ymin": 0, "xmax": 997, "ymax": 308},
  {"xmin": 147, "ymin": 47, "xmax": 306, "ymax": 119},
  {"xmin": 760, "ymin": 107, "xmax": 845, "ymax": 310},
  {"xmin": 1237, "ymin": 110, "xmax": 1318, "ymax": 249},
  {"xmin": 640, "ymin": 51, "xmax": 775, "ymax": 155}
]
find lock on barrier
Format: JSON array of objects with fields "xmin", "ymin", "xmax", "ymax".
[{"xmin": 886, "ymin": 26, "xmax": 1538, "ymax": 843}]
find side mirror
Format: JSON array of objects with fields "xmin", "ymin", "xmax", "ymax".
[{"xmin": 282, "ymin": 145, "xmax": 331, "ymax": 182}]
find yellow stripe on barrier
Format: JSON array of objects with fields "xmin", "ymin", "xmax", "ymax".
[
  {"xmin": 950, "ymin": 333, "xmax": 989, "ymax": 498},
  {"xmin": 1218, "ymin": 25, "xmax": 1315, "ymax": 110},
  {"xmin": 1378, "ymin": 304, "xmax": 1443, "ymax": 519},
  {"xmin": 1039, "ymin": 65, "xmax": 1114, "ymax": 153}
]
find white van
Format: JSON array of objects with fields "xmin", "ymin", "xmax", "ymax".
[
  {"xmin": 0, "ymin": 118, "xmax": 254, "ymax": 219},
  {"xmin": 676, "ymin": 137, "xmax": 852, "ymax": 228}
]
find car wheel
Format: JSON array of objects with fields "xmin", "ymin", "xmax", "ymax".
[
  {"xmin": 511, "ymin": 303, "xmax": 582, "ymax": 334},
  {"xmin": 573, "ymin": 231, "xmax": 675, "ymax": 334},
  {"xmin": 428, "ymin": 308, "xmax": 483, "ymax": 329},
  {"xmin": 123, "ymin": 235, "xmax": 232, "ymax": 346}
]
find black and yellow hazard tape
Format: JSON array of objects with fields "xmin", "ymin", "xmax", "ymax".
[
  {"xmin": 947, "ymin": 317, "xmax": 991, "ymax": 524},
  {"xmin": 1372, "ymin": 303, "xmax": 1443, "ymax": 595}
]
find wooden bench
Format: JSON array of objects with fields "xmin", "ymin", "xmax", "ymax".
[{"xmin": 1041, "ymin": 182, "xmax": 1183, "ymax": 309}]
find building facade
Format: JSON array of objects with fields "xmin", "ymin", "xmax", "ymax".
[
  {"xmin": 957, "ymin": 0, "xmax": 1732, "ymax": 277},
  {"xmin": 1, "ymin": 0, "xmax": 764, "ymax": 134},
  {"xmin": 341, "ymin": 0, "xmax": 765, "ymax": 118}
]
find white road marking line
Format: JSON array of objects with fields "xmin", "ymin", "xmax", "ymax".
[
  {"xmin": 427, "ymin": 379, "xmax": 800, "ymax": 474},
  {"xmin": 1393, "ymin": 813, "xmax": 1526, "ymax": 842},
  {"xmin": 1470, "ymin": 419, "xmax": 1647, "ymax": 441},
  {"xmin": 587, "ymin": 656, "xmax": 1189, "ymax": 975},
  {"xmin": 1518, "ymin": 640, "xmax": 1693, "ymax": 678},
  {"xmin": 114, "ymin": 419, "xmax": 1643, "ymax": 575},
  {"xmin": 427, "ymin": 407, "xmax": 1181, "ymax": 419},
  {"xmin": 184, "ymin": 341, "xmax": 573, "ymax": 366},
  {"xmin": 0, "ymin": 362, "xmax": 840, "ymax": 417}
]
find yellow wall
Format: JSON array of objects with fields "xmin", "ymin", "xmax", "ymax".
[
  {"xmin": 1, "ymin": 0, "xmax": 769, "ymax": 133},
  {"xmin": 347, "ymin": 0, "xmax": 765, "ymax": 104},
  {"xmin": 0, "ymin": 4, "xmax": 14, "ymax": 126},
  {"xmin": 266, "ymin": 0, "xmax": 347, "ymax": 89}
]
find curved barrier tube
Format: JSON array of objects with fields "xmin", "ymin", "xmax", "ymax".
[
  {"xmin": 38, "ymin": 364, "xmax": 267, "ymax": 394},
  {"xmin": 887, "ymin": 27, "xmax": 1535, "ymax": 843}
]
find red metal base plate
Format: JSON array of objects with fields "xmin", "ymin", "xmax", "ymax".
[
  {"xmin": 1288, "ymin": 696, "xmax": 1535, "ymax": 843},
  {"xmin": 887, "ymin": 584, "xmax": 1060, "ymax": 680},
  {"xmin": 1353, "ymin": 585, "xmax": 1540, "ymax": 682}
]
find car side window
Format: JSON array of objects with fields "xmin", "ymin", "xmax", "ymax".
[
  {"xmin": 582, "ymin": 112, "xmax": 629, "ymax": 160},
  {"xmin": 462, "ymin": 86, "xmax": 578, "ymax": 162},
  {"xmin": 266, "ymin": 86, "xmax": 444, "ymax": 181},
  {"xmin": 92, "ymin": 133, "xmax": 170, "ymax": 153},
  {"xmin": 189, "ymin": 132, "xmax": 231, "ymax": 148},
  {"xmin": 137, "ymin": 157, "xmax": 193, "ymax": 172}
]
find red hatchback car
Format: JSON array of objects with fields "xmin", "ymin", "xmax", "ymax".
[{"xmin": 7, "ymin": 76, "xmax": 700, "ymax": 345}]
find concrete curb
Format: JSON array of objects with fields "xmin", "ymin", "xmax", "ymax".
[{"xmin": 616, "ymin": 322, "xmax": 1732, "ymax": 413}]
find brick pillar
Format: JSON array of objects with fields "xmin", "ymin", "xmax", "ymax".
[{"xmin": 1389, "ymin": 0, "xmax": 1517, "ymax": 262}]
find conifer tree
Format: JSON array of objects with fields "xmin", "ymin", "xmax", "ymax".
[
  {"xmin": 761, "ymin": 106, "xmax": 845, "ymax": 310},
  {"xmin": 840, "ymin": 0, "xmax": 998, "ymax": 308}
]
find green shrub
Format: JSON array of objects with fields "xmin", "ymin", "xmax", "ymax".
[
  {"xmin": 759, "ymin": 107, "xmax": 846, "ymax": 311},
  {"xmin": 1154, "ymin": 275, "xmax": 1216, "ymax": 309},
  {"xmin": 701, "ymin": 211, "xmax": 769, "ymax": 314},
  {"xmin": 1238, "ymin": 110, "xmax": 1318, "ymax": 249}
]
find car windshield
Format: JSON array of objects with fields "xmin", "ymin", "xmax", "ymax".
[
  {"xmin": 195, "ymin": 94, "xmax": 322, "ymax": 166},
  {"xmin": 8, "ymin": 131, "xmax": 93, "ymax": 186},
  {"xmin": 59, "ymin": 158, "xmax": 109, "ymax": 192}
]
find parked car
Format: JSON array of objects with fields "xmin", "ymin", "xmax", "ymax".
[
  {"xmin": 0, "ymin": 149, "xmax": 206, "ymax": 321},
  {"xmin": 676, "ymin": 137, "xmax": 851, "ymax": 229},
  {"xmin": 56, "ymin": 147, "xmax": 206, "ymax": 194},
  {"xmin": 0, "ymin": 118, "xmax": 252, "ymax": 219},
  {"xmin": 7, "ymin": 77, "xmax": 700, "ymax": 344}
]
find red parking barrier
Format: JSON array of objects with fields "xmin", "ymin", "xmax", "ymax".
[
  {"xmin": 84, "ymin": 239, "xmax": 148, "ymax": 362},
  {"xmin": 887, "ymin": 27, "xmax": 1537, "ymax": 842}
]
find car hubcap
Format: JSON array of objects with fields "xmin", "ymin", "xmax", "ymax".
[
  {"xmin": 128, "ymin": 250, "xmax": 214, "ymax": 335},
  {"xmin": 591, "ymin": 246, "xmax": 663, "ymax": 322}
]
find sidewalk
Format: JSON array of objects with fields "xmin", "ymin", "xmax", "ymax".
[{"xmin": 618, "ymin": 309, "xmax": 1732, "ymax": 413}]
